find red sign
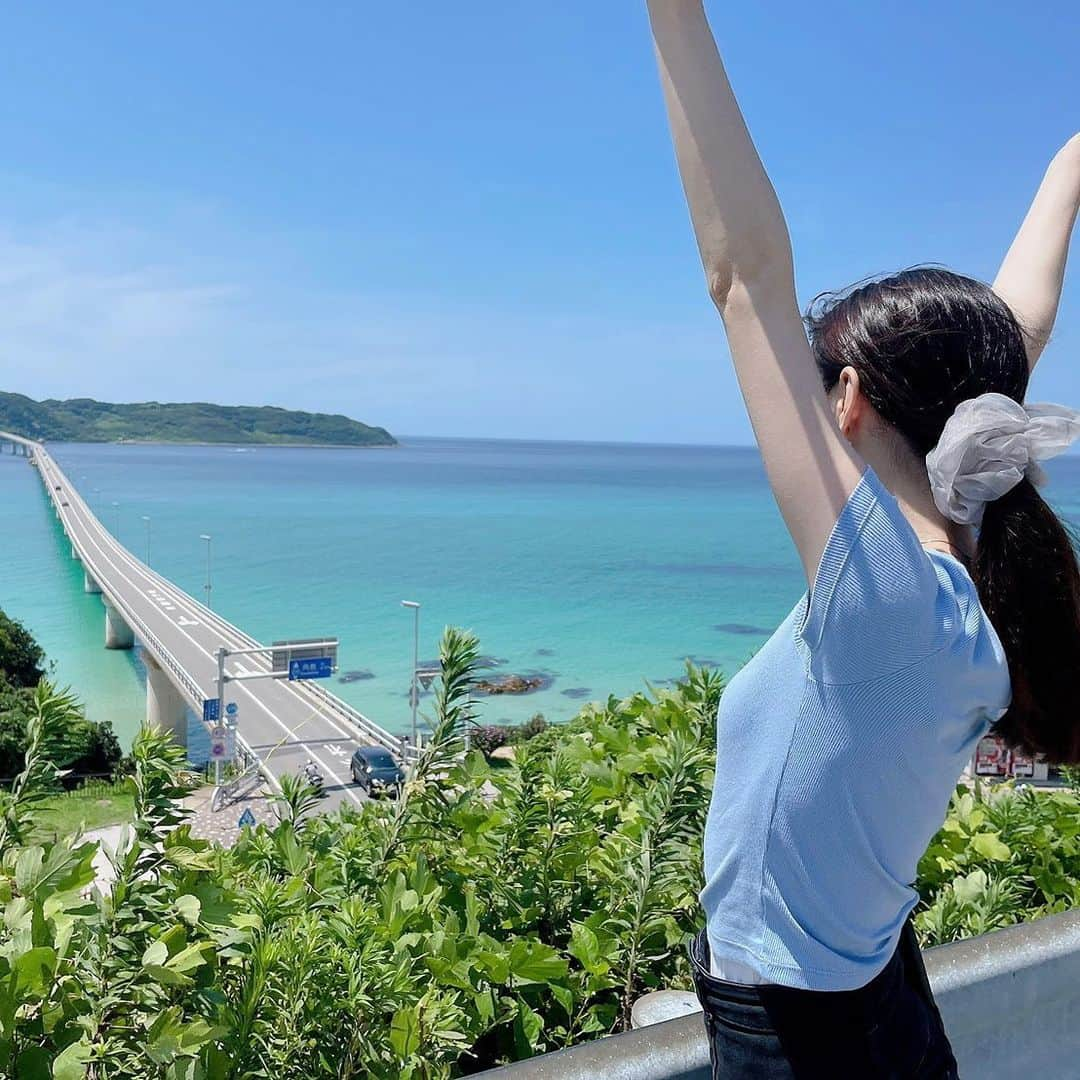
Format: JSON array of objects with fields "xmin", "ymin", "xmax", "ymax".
[{"xmin": 974, "ymin": 735, "xmax": 1008, "ymax": 776}]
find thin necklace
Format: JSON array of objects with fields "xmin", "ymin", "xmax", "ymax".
[{"xmin": 920, "ymin": 538, "xmax": 968, "ymax": 559}]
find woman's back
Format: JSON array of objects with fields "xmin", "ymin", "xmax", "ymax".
[{"xmin": 702, "ymin": 468, "xmax": 1010, "ymax": 989}]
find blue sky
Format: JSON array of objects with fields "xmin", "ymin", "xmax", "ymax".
[{"xmin": 1, "ymin": 1, "xmax": 1078, "ymax": 444}]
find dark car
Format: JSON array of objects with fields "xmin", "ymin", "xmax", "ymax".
[{"xmin": 350, "ymin": 746, "xmax": 405, "ymax": 796}]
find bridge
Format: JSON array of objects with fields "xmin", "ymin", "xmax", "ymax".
[{"xmin": 2, "ymin": 430, "xmax": 410, "ymax": 812}]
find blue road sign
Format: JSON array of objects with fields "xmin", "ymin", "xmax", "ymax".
[
  {"xmin": 225, "ymin": 701, "xmax": 239, "ymax": 717},
  {"xmin": 202, "ymin": 698, "xmax": 221, "ymax": 723},
  {"xmin": 289, "ymin": 656, "xmax": 333, "ymax": 681},
  {"xmin": 238, "ymin": 807, "xmax": 256, "ymax": 828}
]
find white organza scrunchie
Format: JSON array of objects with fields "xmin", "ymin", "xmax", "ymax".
[{"xmin": 926, "ymin": 392, "xmax": 1080, "ymax": 526}]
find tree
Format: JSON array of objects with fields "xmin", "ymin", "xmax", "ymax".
[{"xmin": 0, "ymin": 609, "xmax": 46, "ymax": 689}]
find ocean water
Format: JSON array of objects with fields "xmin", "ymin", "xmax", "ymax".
[{"xmin": 3, "ymin": 438, "xmax": 1080, "ymax": 750}]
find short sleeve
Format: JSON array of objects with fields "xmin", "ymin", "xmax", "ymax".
[{"xmin": 797, "ymin": 467, "xmax": 947, "ymax": 683}]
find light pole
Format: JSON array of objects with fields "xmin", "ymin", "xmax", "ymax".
[
  {"xmin": 200, "ymin": 534, "xmax": 213, "ymax": 610},
  {"xmin": 401, "ymin": 600, "xmax": 420, "ymax": 747},
  {"xmin": 142, "ymin": 516, "xmax": 151, "ymax": 565},
  {"xmin": 111, "ymin": 501, "xmax": 120, "ymax": 536}
]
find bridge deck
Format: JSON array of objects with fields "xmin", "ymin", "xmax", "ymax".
[{"xmin": 2, "ymin": 431, "xmax": 405, "ymax": 812}]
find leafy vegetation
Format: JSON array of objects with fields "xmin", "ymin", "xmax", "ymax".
[
  {"xmin": 0, "ymin": 610, "xmax": 46, "ymax": 691},
  {"xmin": 27, "ymin": 782, "xmax": 135, "ymax": 846},
  {"xmin": 0, "ymin": 610, "xmax": 125, "ymax": 783},
  {"xmin": 470, "ymin": 715, "xmax": 552, "ymax": 758},
  {"xmin": 916, "ymin": 776, "xmax": 1080, "ymax": 946},
  {"xmin": 0, "ymin": 391, "xmax": 396, "ymax": 446},
  {"xmin": 1, "ymin": 627, "xmax": 1078, "ymax": 1077}
]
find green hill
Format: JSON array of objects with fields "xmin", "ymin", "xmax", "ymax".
[{"xmin": 0, "ymin": 392, "xmax": 396, "ymax": 447}]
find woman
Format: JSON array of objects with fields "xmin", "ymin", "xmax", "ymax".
[{"xmin": 645, "ymin": 2, "xmax": 1080, "ymax": 1076}]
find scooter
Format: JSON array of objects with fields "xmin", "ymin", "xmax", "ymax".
[{"xmin": 301, "ymin": 759, "xmax": 325, "ymax": 791}]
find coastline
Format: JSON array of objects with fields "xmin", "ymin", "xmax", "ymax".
[{"xmin": 106, "ymin": 439, "xmax": 398, "ymax": 449}]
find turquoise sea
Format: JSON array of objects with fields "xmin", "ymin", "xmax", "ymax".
[{"xmin": 4, "ymin": 438, "xmax": 1080, "ymax": 751}]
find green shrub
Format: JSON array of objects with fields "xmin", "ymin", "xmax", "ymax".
[
  {"xmin": 521, "ymin": 713, "xmax": 548, "ymax": 740},
  {"xmin": 2, "ymin": 635, "xmax": 1079, "ymax": 1078},
  {"xmin": 0, "ymin": 610, "xmax": 122, "ymax": 783},
  {"xmin": 471, "ymin": 724, "xmax": 508, "ymax": 756},
  {"xmin": 916, "ymin": 778, "xmax": 1080, "ymax": 947},
  {"xmin": 0, "ymin": 609, "xmax": 45, "ymax": 689}
]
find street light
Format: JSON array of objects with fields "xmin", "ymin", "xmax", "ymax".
[
  {"xmin": 200, "ymin": 534, "xmax": 213, "ymax": 609},
  {"xmin": 111, "ymin": 501, "xmax": 120, "ymax": 536},
  {"xmin": 142, "ymin": 516, "xmax": 151, "ymax": 565},
  {"xmin": 401, "ymin": 600, "xmax": 420, "ymax": 746}
]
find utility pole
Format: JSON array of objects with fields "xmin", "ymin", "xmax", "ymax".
[
  {"xmin": 401, "ymin": 600, "xmax": 420, "ymax": 746},
  {"xmin": 200, "ymin": 534, "xmax": 213, "ymax": 609}
]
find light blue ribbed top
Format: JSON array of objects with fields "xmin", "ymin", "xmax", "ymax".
[{"xmin": 702, "ymin": 467, "xmax": 1011, "ymax": 991}]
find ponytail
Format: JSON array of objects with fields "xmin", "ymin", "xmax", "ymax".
[
  {"xmin": 974, "ymin": 478, "xmax": 1080, "ymax": 764},
  {"xmin": 805, "ymin": 267, "xmax": 1080, "ymax": 763}
]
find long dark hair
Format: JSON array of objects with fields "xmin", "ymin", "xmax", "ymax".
[{"xmin": 807, "ymin": 267, "xmax": 1080, "ymax": 763}]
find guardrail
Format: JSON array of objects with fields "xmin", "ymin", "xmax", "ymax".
[
  {"xmin": 30, "ymin": 437, "xmax": 413, "ymax": 768},
  {"xmin": 479, "ymin": 910, "xmax": 1080, "ymax": 1080}
]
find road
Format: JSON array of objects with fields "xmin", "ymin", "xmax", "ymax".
[{"xmin": 4, "ymin": 432, "xmax": 406, "ymax": 814}]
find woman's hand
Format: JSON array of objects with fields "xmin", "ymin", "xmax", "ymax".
[{"xmin": 993, "ymin": 133, "xmax": 1080, "ymax": 370}]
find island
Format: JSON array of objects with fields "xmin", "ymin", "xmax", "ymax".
[{"xmin": 0, "ymin": 392, "xmax": 395, "ymax": 447}]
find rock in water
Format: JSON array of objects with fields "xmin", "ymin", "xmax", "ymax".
[{"xmin": 473, "ymin": 673, "xmax": 548, "ymax": 695}]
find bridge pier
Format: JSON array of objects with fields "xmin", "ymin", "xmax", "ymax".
[
  {"xmin": 71, "ymin": 544, "xmax": 79, "ymax": 560},
  {"xmin": 84, "ymin": 571, "xmax": 101, "ymax": 595},
  {"xmin": 145, "ymin": 655, "xmax": 187, "ymax": 747},
  {"xmin": 104, "ymin": 601, "xmax": 134, "ymax": 650}
]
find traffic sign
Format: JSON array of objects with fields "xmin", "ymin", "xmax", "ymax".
[
  {"xmin": 210, "ymin": 736, "xmax": 228, "ymax": 758},
  {"xmin": 225, "ymin": 701, "xmax": 238, "ymax": 717},
  {"xmin": 272, "ymin": 638, "xmax": 338, "ymax": 676},
  {"xmin": 202, "ymin": 698, "xmax": 221, "ymax": 723},
  {"xmin": 289, "ymin": 656, "xmax": 333, "ymax": 681},
  {"xmin": 417, "ymin": 669, "xmax": 440, "ymax": 690},
  {"xmin": 238, "ymin": 807, "xmax": 256, "ymax": 828}
]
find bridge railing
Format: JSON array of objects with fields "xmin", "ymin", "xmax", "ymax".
[
  {"xmin": 33, "ymin": 446, "xmax": 208, "ymax": 713},
  {"xmin": 479, "ymin": 910, "xmax": 1080, "ymax": 1080},
  {"xmin": 163, "ymin": 588, "xmax": 413, "ymax": 758},
  {"xmin": 135, "ymin": 619, "xmax": 206, "ymax": 711},
  {"xmin": 33, "ymin": 438, "xmax": 416, "ymax": 763}
]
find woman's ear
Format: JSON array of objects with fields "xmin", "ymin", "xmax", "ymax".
[{"xmin": 835, "ymin": 366, "xmax": 863, "ymax": 439}]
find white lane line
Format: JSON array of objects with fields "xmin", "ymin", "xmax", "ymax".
[
  {"xmin": 42, "ymin": 467, "xmax": 362, "ymax": 806},
  {"xmin": 51, "ymin": 456, "xmax": 369, "ymax": 739},
  {"xmin": 44, "ymin": 456, "xmax": 370, "ymax": 777},
  {"xmin": 80, "ymin": 496, "xmax": 381, "ymax": 753},
  {"xmin": 70, "ymin": 504, "xmax": 387, "ymax": 747}
]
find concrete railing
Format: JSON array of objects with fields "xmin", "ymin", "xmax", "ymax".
[{"xmin": 480, "ymin": 910, "xmax": 1080, "ymax": 1079}]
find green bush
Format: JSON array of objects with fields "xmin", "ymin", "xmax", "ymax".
[
  {"xmin": 0, "ymin": 610, "xmax": 45, "ymax": 689},
  {"xmin": 916, "ymin": 778, "xmax": 1080, "ymax": 947},
  {"xmin": 1, "ymin": 632, "xmax": 1078, "ymax": 1077},
  {"xmin": 471, "ymin": 724, "xmax": 508, "ymax": 756},
  {"xmin": 0, "ymin": 609, "xmax": 123, "ymax": 782},
  {"xmin": 496, "ymin": 714, "xmax": 548, "ymax": 748}
]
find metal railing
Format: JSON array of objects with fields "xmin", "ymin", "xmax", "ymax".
[
  {"xmin": 28, "ymin": 436, "xmax": 415, "ymax": 772},
  {"xmin": 479, "ymin": 910, "xmax": 1080, "ymax": 1079},
  {"xmin": 174, "ymin": 582, "xmax": 414, "ymax": 760}
]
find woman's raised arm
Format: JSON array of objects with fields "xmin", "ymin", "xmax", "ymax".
[
  {"xmin": 646, "ymin": 0, "xmax": 862, "ymax": 582},
  {"xmin": 993, "ymin": 134, "xmax": 1080, "ymax": 369}
]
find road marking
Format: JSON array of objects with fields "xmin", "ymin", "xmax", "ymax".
[{"xmin": 41, "ymin": 457, "xmax": 363, "ymax": 805}]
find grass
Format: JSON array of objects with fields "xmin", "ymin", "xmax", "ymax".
[{"xmin": 28, "ymin": 780, "xmax": 135, "ymax": 843}]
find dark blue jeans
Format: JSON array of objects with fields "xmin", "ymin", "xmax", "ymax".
[{"xmin": 690, "ymin": 924, "xmax": 959, "ymax": 1078}]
